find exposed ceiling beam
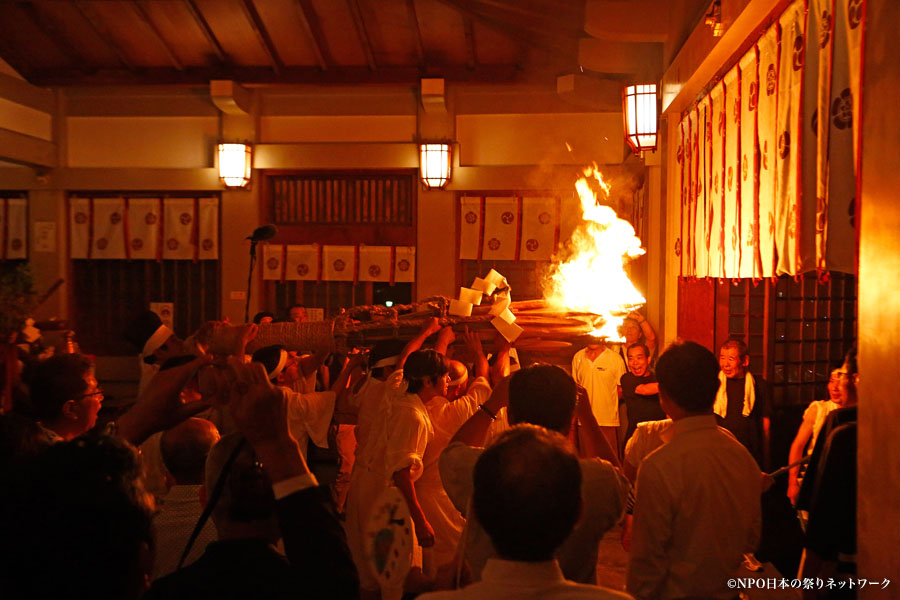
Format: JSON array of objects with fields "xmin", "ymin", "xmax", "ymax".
[
  {"xmin": 433, "ymin": 0, "xmax": 559, "ymax": 54},
  {"xmin": 130, "ymin": 1, "xmax": 184, "ymax": 70},
  {"xmin": 470, "ymin": 0, "xmax": 581, "ymax": 32},
  {"xmin": 293, "ymin": 0, "xmax": 333, "ymax": 70},
  {"xmin": 0, "ymin": 127, "xmax": 57, "ymax": 169},
  {"xmin": 0, "ymin": 72, "xmax": 55, "ymax": 114},
  {"xmin": 23, "ymin": 65, "xmax": 523, "ymax": 87},
  {"xmin": 0, "ymin": 33, "xmax": 33, "ymax": 78},
  {"xmin": 463, "ymin": 18, "xmax": 477, "ymax": 70},
  {"xmin": 17, "ymin": 3, "xmax": 86, "ymax": 68},
  {"xmin": 182, "ymin": 0, "xmax": 229, "ymax": 64},
  {"xmin": 238, "ymin": 0, "xmax": 284, "ymax": 75},
  {"xmin": 72, "ymin": 1, "xmax": 136, "ymax": 70},
  {"xmin": 406, "ymin": 0, "xmax": 426, "ymax": 67},
  {"xmin": 346, "ymin": 0, "xmax": 377, "ymax": 71}
]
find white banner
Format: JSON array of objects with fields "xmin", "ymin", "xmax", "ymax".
[
  {"xmin": 262, "ymin": 244, "xmax": 284, "ymax": 281},
  {"xmin": 481, "ymin": 197, "xmax": 518, "ymax": 261},
  {"xmin": 4, "ymin": 198, "xmax": 27, "ymax": 259},
  {"xmin": 358, "ymin": 246, "xmax": 392, "ymax": 282},
  {"xmin": 723, "ymin": 66, "xmax": 741, "ymax": 278},
  {"xmin": 459, "ymin": 196, "xmax": 482, "ymax": 259},
  {"xmin": 197, "ymin": 197, "xmax": 219, "ymax": 260},
  {"xmin": 696, "ymin": 97, "xmax": 711, "ymax": 278},
  {"xmin": 162, "ymin": 198, "xmax": 196, "ymax": 261},
  {"xmin": 739, "ymin": 49, "xmax": 760, "ymax": 278},
  {"xmin": 757, "ymin": 26, "xmax": 779, "ymax": 277},
  {"xmin": 92, "ymin": 197, "xmax": 127, "ymax": 260},
  {"xmin": 323, "ymin": 245, "xmax": 356, "ymax": 282},
  {"xmin": 686, "ymin": 109, "xmax": 698, "ymax": 277},
  {"xmin": 709, "ymin": 81, "xmax": 725, "ymax": 278},
  {"xmin": 285, "ymin": 244, "xmax": 320, "ymax": 281},
  {"xmin": 774, "ymin": 0, "xmax": 805, "ymax": 276},
  {"xmin": 394, "ymin": 246, "xmax": 415, "ymax": 283},
  {"xmin": 70, "ymin": 197, "xmax": 91, "ymax": 259},
  {"xmin": 126, "ymin": 198, "xmax": 161, "ymax": 260},
  {"xmin": 519, "ymin": 197, "xmax": 557, "ymax": 260}
]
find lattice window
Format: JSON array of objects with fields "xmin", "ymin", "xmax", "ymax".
[
  {"xmin": 771, "ymin": 272, "xmax": 857, "ymax": 406},
  {"xmin": 263, "ymin": 171, "xmax": 418, "ymax": 317},
  {"xmin": 270, "ymin": 173, "xmax": 414, "ymax": 226}
]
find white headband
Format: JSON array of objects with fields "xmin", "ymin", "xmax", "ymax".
[
  {"xmin": 371, "ymin": 354, "xmax": 400, "ymax": 370},
  {"xmin": 448, "ymin": 371, "xmax": 468, "ymax": 387},
  {"xmin": 267, "ymin": 349, "xmax": 289, "ymax": 381},
  {"xmin": 142, "ymin": 324, "xmax": 174, "ymax": 357}
]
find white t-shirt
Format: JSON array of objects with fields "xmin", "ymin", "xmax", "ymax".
[{"xmin": 571, "ymin": 347, "xmax": 626, "ymax": 426}]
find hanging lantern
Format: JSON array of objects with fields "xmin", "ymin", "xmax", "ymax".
[
  {"xmin": 217, "ymin": 142, "xmax": 252, "ymax": 188},
  {"xmin": 623, "ymin": 84, "xmax": 658, "ymax": 154},
  {"xmin": 419, "ymin": 142, "xmax": 452, "ymax": 189}
]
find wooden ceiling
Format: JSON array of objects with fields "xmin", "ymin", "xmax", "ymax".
[{"xmin": 0, "ymin": 0, "xmax": 591, "ymax": 86}]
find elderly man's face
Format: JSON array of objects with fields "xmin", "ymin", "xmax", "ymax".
[{"xmin": 289, "ymin": 307, "xmax": 308, "ymax": 323}]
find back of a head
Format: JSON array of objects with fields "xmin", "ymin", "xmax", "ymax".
[
  {"xmin": 27, "ymin": 354, "xmax": 93, "ymax": 424},
  {"xmin": 0, "ymin": 435, "xmax": 154, "ymax": 600},
  {"xmin": 508, "ymin": 364, "xmax": 576, "ymax": 433},
  {"xmin": 161, "ymin": 418, "xmax": 220, "ymax": 485},
  {"xmin": 656, "ymin": 341, "xmax": 720, "ymax": 413},
  {"xmin": 205, "ymin": 434, "xmax": 276, "ymax": 525},
  {"xmin": 368, "ymin": 338, "xmax": 405, "ymax": 378},
  {"xmin": 403, "ymin": 349, "xmax": 449, "ymax": 394},
  {"xmin": 473, "ymin": 425, "xmax": 582, "ymax": 561},
  {"xmin": 250, "ymin": 345, "xmax": 287, "ymax": 382}
]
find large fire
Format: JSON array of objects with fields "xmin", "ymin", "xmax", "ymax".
[{"xmin": 543, "ymin": 164, "xmax": 646, "ymax": 340}]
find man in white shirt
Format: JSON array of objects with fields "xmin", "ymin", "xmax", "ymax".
[
  {"xmin": 572, "ymin": 342, "xmax": 627, "ymax": 456},
  {"xmin": 420, "ymin": 425, "xmax": 631, "ymax": 600},
  {"xmin": 626, "ymin": 341, "xmax": 761, "ymax": 600}
]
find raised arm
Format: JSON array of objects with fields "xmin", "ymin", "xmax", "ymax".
[
  {"xmin": 462, "ymin": 326, "xmax": 489, "ymax": 380},
  {"xmin": 574, "ymin": 384, "xmax": 621, "ymax": 467},
  {"xmin": 449, "ymin": 375, "xmax": 509, "ymax": 448},
  {"xmin": 116, "ymin": 354, "xmax": 214, "ymax": 446},
  {"xmin": 397, "ymin": 317, "xmax": 442, "ymax": 369},
  {"xmin": 228, "ymin": 359, "xmax": 359, "ymax": 600},
  {"xmin": 629, "ymin": 311, "xmax": 657, "ymax": 357}
]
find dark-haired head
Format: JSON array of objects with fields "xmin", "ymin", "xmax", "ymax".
[
  {"xmin": 473, "ymin": 425, "xmax": 581, "ymax": 562},
  {"xmin": 403, "ymin": 349, "xmax": 449, "ymax": 395},
  {"xmin": 656, "ymin": 341, "xmax": 719, "ymax": 414},
  {"xmin": 508, "ymin": 364, "xmax": 577, "ymax": 434},
  {"xmin": 252, "ymin": 311, "xmax": 275, "ymax": 324},
  {"xmin": 0, "ymin": 435, "xmax": 155, "ymax": 600}
]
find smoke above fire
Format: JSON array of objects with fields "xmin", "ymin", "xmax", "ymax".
[{"xmin": 542, "ymin": 164, "xmax": 646, "ymax": 340}]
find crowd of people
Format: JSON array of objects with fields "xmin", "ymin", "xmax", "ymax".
[{"xmin": 0, "ymin": 305, "xmax": 858, "ymax": 600}]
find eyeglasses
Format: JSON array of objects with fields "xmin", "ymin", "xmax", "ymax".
[
  {"xmin": 77, "ymin": 389, "xmax": 104, "ymax": 400},
  {"xmin": 829, "ymin": 371, "xmax": 850, "ymax": 383}
]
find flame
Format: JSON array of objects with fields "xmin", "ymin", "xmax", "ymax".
[{"xmin": 543, "ymin": 164, "xmax": 646, "ymax": 341}]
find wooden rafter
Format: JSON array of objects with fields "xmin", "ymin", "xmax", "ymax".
[
  {"xmin": 17, "ymin": 3, "xmax": 86, "ymax": 68},
  {"xmin": 463, "ymin": 17, "xmax": 476, "ymax": 69},
  {"xmin": 405, "ymin": 0, "xmax": 426, "ymax": 67},
  {"xmin": 23, "ymin": 64, "xmax": 522, "ymax": 87},
  {"xmin": 130, "ymin": 1, "xmax": 183, "ymax": 70},
  {"xmin": 71, "ymin": 0, "xmax": 136, "ymax": 70},
  {"xmin": 346, "ymin": 0, "xmax": 377, "ymax": 71},
  {"xmin": 182, "ymin": 0, "xmax": 229, "ymax": 64},
  {"xmin": 434, "ymin": 0, "xmax": 568, "ymax": 52},
  {"xmin": 470, "ymin": 0, "xmax": 581, "ymax": 31},
  {"xmin": 239, "ymin": 0, "xmax": 284, "ymax": 74},
  {"xmin": 293, "ymin": 0, "xmax": 333, "ymax": 69}
]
